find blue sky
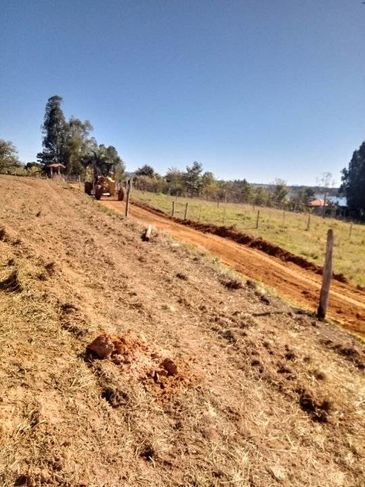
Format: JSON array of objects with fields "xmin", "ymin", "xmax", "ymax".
[{"xmin": 1, "ymin": 0, "xmax": 364, "ymax": 185}]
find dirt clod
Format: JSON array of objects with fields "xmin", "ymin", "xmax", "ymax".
[
  {"xmin": 298, "ymin": 389, "xmax": 332, "ymax": 423},
  {"xmin": 87, "ymin": 334, "xmax": 115, "ymax": 359},
  {"xmin": 160, "ymin": 358, "xmax": 178, "ymax": 376},
  {"xmin": 0, "ymin": 269, "xmax": 22, "ymax": 293}
]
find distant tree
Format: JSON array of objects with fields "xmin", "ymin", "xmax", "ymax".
[
  {"xmin": 0, "ymin": 139, "xmax": 20, "ymax": 172},
  {"xmin": 253, "ymin": 186, "xmax": 269, "ymax": 206},
  {"xmin": 135, "ymin": 164, "xmax": 155, "ymax": 177},
  {"xmin": 241, "ymin": 179, "xmax": 252, "ymax": 203},
  {"xmin": 37, "ymin": 95, "xmax": 67, "ymax": 167},
  {"xmin": 201, "ymin": 171, "xmax": 218, "ymax": 199},
  {"xmin": 271, "ymin": 179, "xmax": 288, "ymax": 207},
  {"xmin": 341, "ymin": 141, "xmax": 365, "ymax": 213},
  {"xmin": 25, "ymin": 161, "xmax": 41, "ymax": 171},
  {"xmin": 185, "ymin": 161, "xmax": 203, "ymax": 196},
  {"xmin": 165, "ymin": 167, "xmax": 185, "ymax": 196}
]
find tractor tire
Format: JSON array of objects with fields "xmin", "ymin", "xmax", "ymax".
[
  {"xmin": 84, "ymin": 181, "xmax": 92, "ymax": 195},
  {"xmin": 117, "ymin": 187, "xmax": 125, "ymax": 201},
  {"xmin": 95, "ymin": 185, "xmax": 103, "ymax": 200}
]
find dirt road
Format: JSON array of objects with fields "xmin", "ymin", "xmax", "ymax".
[{"xmin": 103, "ymin": 200, "xmax": 365, "ymax": 336}]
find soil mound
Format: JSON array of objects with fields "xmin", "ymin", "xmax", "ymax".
[{"xmin": 87, "ymin": 332, "xmax": 197, "ymax": 399}]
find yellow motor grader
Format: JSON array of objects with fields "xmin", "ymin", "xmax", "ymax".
[{"xmin": 84, "ymin": 159, "xmax": 124, "ymax": 201}]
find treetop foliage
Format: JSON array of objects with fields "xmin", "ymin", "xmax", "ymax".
[
  {"xmin": 341, "ymin": 141, "xmax": 365, "ymax": 213},
  {"xmin": 0, "ymin": 139, "xmax": 20, "ymax": 172},
  {"xmin": 135, "ymin": 164, "xmax": 155, "ymax": 177}
]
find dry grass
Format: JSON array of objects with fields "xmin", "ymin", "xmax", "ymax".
[
  {"xmin": 0, "ymin": 176, "xmax": 364, "ymax": 487},
  {"xmin": 132, "ymin": 190, "xmax": 365, "ymax": 287}
]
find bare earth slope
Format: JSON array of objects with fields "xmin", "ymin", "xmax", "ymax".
[{"xmin": 0, "ymin": 176, "xmax": 364, "ymax": 487}]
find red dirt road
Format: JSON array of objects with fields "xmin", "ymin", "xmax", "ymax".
[{"xmin": 103, "ymin": 200, "xmax": 365, "ymax": 337}]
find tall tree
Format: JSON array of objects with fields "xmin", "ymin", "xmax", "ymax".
[
  {"xmin": 185, "ymin": 161, "xmax": 203, "ymax": 196},
  {"xmin": 37, "ymin": 95, "xmax": 67, "ymax": 166},
  {"xmin": 341, "ymin": 141, "xmax": 365, "ymax": 212},
  {"xmin": 0, "ymin": 139, "xmax": 20, "ymax": 172},
  {"xmin": 63, "ymin": 118, "xmax": 94, "ymax": 175}
]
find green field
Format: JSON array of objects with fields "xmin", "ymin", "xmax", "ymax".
[{"xmin": 132, "ymin": 190, "xmax": 365, "ymax": 288}]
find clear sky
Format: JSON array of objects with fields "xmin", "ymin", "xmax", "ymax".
[{"xmin": 1, "ymin": 0, "xmax": 364, "ymax": 185}]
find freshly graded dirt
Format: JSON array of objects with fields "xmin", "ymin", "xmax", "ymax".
[
  {"xmin": 106, "ymin": 200, "xmax": 365, "ymax": 337},
  {"xmin": 0, "ymin": 176, "xmax": 364, "ymax": 487}
]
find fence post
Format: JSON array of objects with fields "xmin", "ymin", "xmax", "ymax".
[
  {"xmin": 317, "ymin": 229, "xmax": 334, "ymax": 320},
  {"xmin": 256, "ymin": 210, "xmax": 260, "ymax": 229},
  {"xmin": 125, "ymin": 178, "xmax": 132, "ymax": 218},
  {"xmin": 184, "ymin": 202, "xmax": 189, "ymax": 220},
  {"xmin": 171, "ymin": 201, "xmax": 175, "ymax": 217}
]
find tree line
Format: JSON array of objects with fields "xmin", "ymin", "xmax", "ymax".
[
  {"xmin": 0, "ymin": 95, "xmax": 364, "ymax": 214},
  {"xmin": 133, "ymin": 163, "xmax": 317, "ymax": 210}
]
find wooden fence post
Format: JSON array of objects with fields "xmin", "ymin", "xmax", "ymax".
[
  {"xmin": 171, "ymin": 201, "xmax": 175, "ymax": 217},
  {"xmin": 317, "ymin": 229, "xmax": 334, "ymax": 320},
  {"xmin": 256, "ymin": 210, "xmax": 260, "ymax": 229},
  {"xmin": 184, "ymin": 202, "xmax": 189, "ymax": 220},
  {"xmin": 125, "ymin": 178, "xmax": 132, "ymax": 218}
]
